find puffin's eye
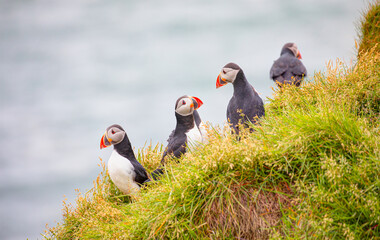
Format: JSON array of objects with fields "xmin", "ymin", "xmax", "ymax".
[
  {"xmin": 182, "ymin": 100, "xmax": 186, "ymax": 105},
  {"xmin": 111, "ymin": 129, "xmax": 115, "ymax": 134},
  {"xmin": 222, "ymin": 69, "xmax": 226, "ymax": 74}
]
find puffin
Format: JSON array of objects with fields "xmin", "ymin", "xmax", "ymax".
[
  {"xmin": 270, "ymin": 43, "xmax": 307, "ymax": 87},
  {"xmin": 151, "ymin": 95, "xmax": 204, "ymax": 180},
  {"xmin": 100, "ymin": 124, "xmax": 149, "ymax": 195},
  {"xmin": 216, "ymin": 62, "xmax": 265, "ymax": 135}
]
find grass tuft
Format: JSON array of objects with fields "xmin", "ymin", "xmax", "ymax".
[{"xmin": 358, "ymin": 0, "xmax": 380, "ymax": 56}]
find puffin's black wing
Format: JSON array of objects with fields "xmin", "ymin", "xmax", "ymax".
[
  {"xmin": 226, "ymin": 99, "xmax": 240, "ymax": 134},
  {"xmin": 287, "ymin": 58, "xmax": 307, "ymax": 86},
  {"xmin": 132, "ymin": 162, "xmax": 149, "ymax": 185},
  {"xmin": 162, "ymin": 134, "xmax": 187, "ymax": 161},
  {"xmin": 247, "ymin": 84, "xmax": 265, "ymax": 125},
  {"xmin": 270, "ymin": 58, "xmax": 287, "ymax": 80},
  {"xmin": 193, "ymin": 110, "xmax": 202, "ymax": 129},
  {"xmin": 150, "ymin": 168, "xmax": 164, "ymax": 180},
  {"xmin": 289, "ymin": 58, "xmax": 307, "ymax": 77},
  {"xmin": 151, "ymin": 134, "xmax": 187, "ymax": 180},
  {"xmin": 150, "ymin": 140, "xmax": 188, "ymax": 180},
  {"xmin": 227, "ymin": 83, "xmax": 265, "ymax": 135},
  {"xmin": 167, "ymin": 130, "xmax": 175, "ymax": 142}
]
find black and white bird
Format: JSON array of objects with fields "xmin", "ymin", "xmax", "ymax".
[
  {"xmin": 151, "ymin": 95, "xmax": 205, "ymax": 179},
  {"xmin": 216, "ymin": 62, "xmax": 265, "ymax": 135},
  {"xmin": 100, "ymin": 124, "xmax": 149, "ymax": 195},
  {"xmin": 270, "ymin": 43, "xmax": 307, "ymax": 87}
]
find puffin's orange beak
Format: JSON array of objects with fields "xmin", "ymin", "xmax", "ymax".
[
  {"xmin": 216, "ymin": 74, "xmax": 228, "ymax": 88},
  {"xmin": 191, "ymin": 96, "xmax": 203, "ymax": 109},
  {"xmin": 100, "ymin": 133, "xmax": 111, "ymax": 149},
  {"xmin": 297, "ymin": 50, "xmax": 302, "ymax": 60}
]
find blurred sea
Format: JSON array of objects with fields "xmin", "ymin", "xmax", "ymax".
[{"xmin": 0, "ymin": 0, "xmax": 366, "ymax": 239}]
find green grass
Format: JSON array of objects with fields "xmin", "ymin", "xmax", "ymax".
[
  {"xmin": 358, "ymin": 0, "xmax": 380, "ymax": 56},
  {"xmin": 44, "ymin": 3, "xmax": 379, "ymax": 239}
]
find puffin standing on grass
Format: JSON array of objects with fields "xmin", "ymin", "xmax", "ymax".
[
  {"xmin": 151, "ymin": 95, "xmax": 204, "ymax": 179},
  {"xmin": 270, "ymin": 43, "xmax": 307, "ymax": 87},
  {"xmin": 100, "ymin": 124, "xmax": 149, "ymax": 195},
  {"xmin": 216, "ymin": 62, "xmax": 265, "ymax": 135}
]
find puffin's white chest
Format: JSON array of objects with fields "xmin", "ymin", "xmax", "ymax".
[
  {"xmin": 107, "ymin": 150, "xmax": 140, "ymax": 195},
  {"xmin": 186, "ymin": 122, "xmax": 207, "ymax": 151}
]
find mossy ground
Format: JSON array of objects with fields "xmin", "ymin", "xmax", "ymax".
[{"xmin": 44, "ymin": 2, "xmax": 379, "ymax": 239}]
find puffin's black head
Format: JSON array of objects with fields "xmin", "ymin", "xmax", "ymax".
[
  {"xmin": 175, "ymin": 95, "xmax": 203, "ymax": 116},
  {"xmin": 216, "ymin": 62, "xmax": 242, "ymax": 88},
  {"xmin": 281, "ymin": 42, "xmax": 302, "ymax": 59},
  {"xmin": 100, "ymin": 124, "xmax": 126, "ymax": 149}
]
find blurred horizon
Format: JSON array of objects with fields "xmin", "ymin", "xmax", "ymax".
[{"xmin": 0, "ymin": 0, "xmax": 366, "ymax": 239}]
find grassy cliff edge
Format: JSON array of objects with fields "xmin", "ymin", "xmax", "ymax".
[{"xmin": 44, "ymin": 3, "xmax": 379, "ymax": 239}]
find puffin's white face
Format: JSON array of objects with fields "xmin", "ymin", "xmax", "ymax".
[
  {"xmin": 287, "ymin": 43, "xmax": 302, "ymax": 59},
  {"xmin": 106, "ymin": 126, "xmax": 125, "ymax": 144},
  {"xmin": 288, "ymin": 43, "xmax": 298, "ymax": 56},
  {"xmin": 216, "ymin": 66, "xmax": 240, "ymax": 88},
  {"xmin": 219, "ymin": 67, "xmax": 239, "ymax": 84},
  {"xmin": 100, "ymin": 125, "xmax": 126, "ymax": 149},
  {"xmin": 175, "ymin": 97, "xmax": 195, "ymax": 116}
]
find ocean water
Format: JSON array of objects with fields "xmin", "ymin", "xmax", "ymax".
[{"xmin": 0, "ymin": 0, "xmax": 365, "ymax": 239}]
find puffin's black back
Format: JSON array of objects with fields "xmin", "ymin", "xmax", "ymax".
[
  {"xmin": 270, "ymin": 48, "xmax": 307, "ymax": 87},
  {"xmin": 227, "ymin": 68, "xmax": 265, "ymax": 134},
  {"xmin": 113, "ymin": 134, "xmax": 149, "ymax": 185}
]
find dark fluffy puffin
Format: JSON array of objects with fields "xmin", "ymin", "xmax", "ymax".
[
  {"xmin": 216, "ymin": 62, "xmax": 265, "ymax": 135},
  {"xmin": 270, "ymin": 43, "xmax": 307, "ymax": 87},
  {"xmin": 100, "ymin": 124, "xmax": 149, "ymax": 194},
  {"xmin": 151, "ymin": 95, "xmax": 204, "ymax": 179}
]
